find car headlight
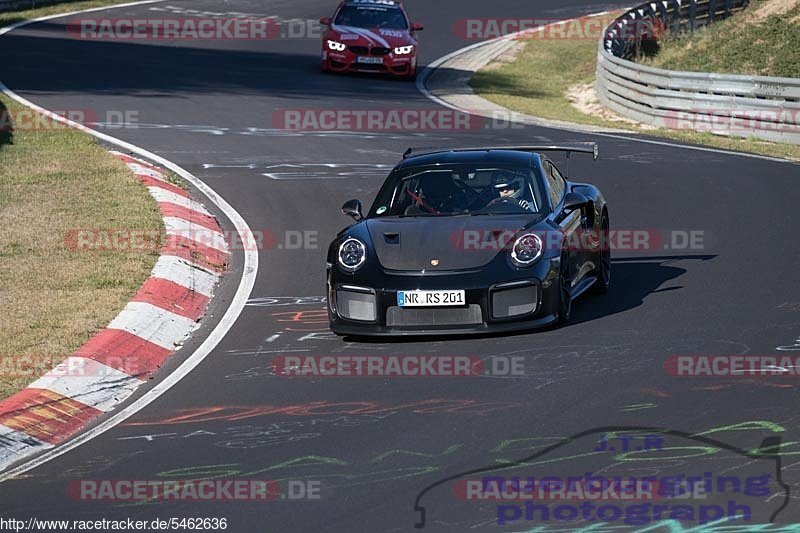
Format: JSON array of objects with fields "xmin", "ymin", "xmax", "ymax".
[
  {"xmin": 393, "ymin": 45, "xmax": 414, "ymax": 55},
  {"xmin": 327, "ymin": 40, "xmax": 346, "ymax": 51},
  {"xmin": 510, "ymin": 233, "xmax": 543, "ymax": 267},
  {"xmin": 338, "ymin": 238, "xmax": 366, "ymax": 272}
]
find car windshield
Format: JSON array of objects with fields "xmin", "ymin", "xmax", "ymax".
[
  {"xmin": 334, "ymin": 5, "xmax": 408, "ymax": 30},
  {"xmin": 368, "ymin": 164, "xmax": 545, "ymax": 217}
]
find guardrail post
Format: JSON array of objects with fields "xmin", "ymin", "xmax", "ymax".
[
  {"xmin": 656, "ymin": 1, "xmax": 668, "ymax": 24},
  {"xmin": 672, "ymin": 0, "xmax": 684, "ymax": 33}
]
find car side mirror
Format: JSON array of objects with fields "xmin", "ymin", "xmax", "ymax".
[
  {"xmin": 342, "ymin": 199, "xmax": 363, "ymax": 221},
  {"xmin": 563, "ymin": 192, "xmax": 588, "ymax": 213},
  {"xmin": 410, "ymin": 22, "xmax": 424, "ymax": 31},
  {"xmin": 320, "ymin": 17, "xmax": 332, "ymax": 25}
]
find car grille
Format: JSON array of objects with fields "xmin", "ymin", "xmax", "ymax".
[
  {"xmin": 386, "ymin": 305, "xmax": 483, "ymax": 327},
  {"xmin": 347, "ymin": 46, "xmax": 392, "ymax": 56},
  {"xmin": 336, "ymin": 289, "xmax": 377, "ymax": 322},
  {"xmin": 491, "ymin": 284, "xmax": 538, "ymax": 319}
]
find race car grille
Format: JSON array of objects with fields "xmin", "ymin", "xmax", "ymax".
[
  {"xmin": 348, "ymin": 45, "xmax": 369, "ymax": 54},
  {"xmin": 371, "ymin": 47, "xmax": 391, "ymax": 56},
  {"xmin": 491, "ymin": 284, "xmax": 538, "ymax": 319},
  {"xmin": 386, "ymin": 305, "xmax": 483, "ymax": 327},
  {"xmin": 336, "ymin": 289, "xmax": 377, "ymax": 322}
]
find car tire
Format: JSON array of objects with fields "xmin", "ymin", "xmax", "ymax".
[
  {"xmin": 591, "ymin": 210, "xmax": 611, "ymax": 294},
  {"xmin": 557, "ymin": 251, "xmax": 572, "ymax": 324}
]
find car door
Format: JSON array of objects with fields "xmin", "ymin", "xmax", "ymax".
[{"xmin": 543, "ymin": 159, "xmax": 582, "ymax": 287}]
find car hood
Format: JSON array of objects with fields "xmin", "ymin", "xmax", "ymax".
[
  {"xmin": 329, "ymin": 25, "xmax": 414, "ymax": 48},
  {"xmin": 365, "ymin": 216, "xmax": 537, "ymax": 271}
]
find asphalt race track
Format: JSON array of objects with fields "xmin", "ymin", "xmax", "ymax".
[{"xmin": 2, "ymin": 0, "xmax": 800, "ymax": 531}]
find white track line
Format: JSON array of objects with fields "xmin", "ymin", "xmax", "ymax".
[
  {"xmin": 415, "ymin": 11, "xmax": 795, "ymax": 165},
  {"xmin": 0, "ymin": 0, "xmax": 258, "ymax": 481}
]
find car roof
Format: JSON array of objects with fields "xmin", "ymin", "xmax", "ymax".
[
  {"xmin": 396, "ymin": 149, "xmax": 537, "ymax": 169},
  {"xmin": 341, "ymin": 0, "xmax": 404, "ymax": 8}
]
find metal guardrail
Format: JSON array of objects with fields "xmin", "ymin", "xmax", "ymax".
[{"xmin": 596, "ymin": 0, "xmax": 800, "ymax": 145}]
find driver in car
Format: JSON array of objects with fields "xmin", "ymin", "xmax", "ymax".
[{"xmin": 487, "ymin": 170, "xmax": 534, "ymax": 212}]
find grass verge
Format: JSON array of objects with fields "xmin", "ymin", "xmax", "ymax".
[
  {"xmin": 0, "ymin": 93, "xmax": 163, "ymax": 400},
  {"xmin": 470, "ymin": 13, "xmax": 800, "ymax": 161},
  {"xmin": 641, "ymin": 0, "xmax": 800, "ymax": 78}
]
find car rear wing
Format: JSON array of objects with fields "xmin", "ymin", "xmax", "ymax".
[{"xmin": 402, "ymin": 142, "xmax": 599, "ymax": 161}]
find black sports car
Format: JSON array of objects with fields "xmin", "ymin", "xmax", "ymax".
[{"xmin": 326, "ymin": 143, "xmax": 610, "ymax": 336}]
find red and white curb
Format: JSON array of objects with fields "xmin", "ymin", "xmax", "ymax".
[{"xmin": 0, "ymin": 151, "xmax": 229, "ymax": 470}]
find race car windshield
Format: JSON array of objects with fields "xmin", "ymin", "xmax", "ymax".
[
  {"xmin": 369, "ymin": 164, "xmax": 545, "ymax": 217},
  {"xmin": 334, "ymin": 5, "xmax": 409, "ymax": 30}
]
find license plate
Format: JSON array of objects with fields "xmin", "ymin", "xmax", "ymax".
[
  {"xmin": 356, "ymin": 56, "xmax": 383, "ymax": 64},
  {"xmin": 397, "ymin": 290, "xmax": 465, "ymax": 307}
]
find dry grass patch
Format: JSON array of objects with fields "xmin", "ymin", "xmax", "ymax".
[{"xmin": 0, "ymin": 94, "xmax": 162, "ymax": 399}]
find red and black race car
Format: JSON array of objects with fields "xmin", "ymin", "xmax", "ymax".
[{"xmin": 319, "ymin": 0, "xmax": 423, "ymax": 80}]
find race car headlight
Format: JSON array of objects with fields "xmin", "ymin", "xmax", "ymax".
[
  {"xmin": 338, "ymin": 238, "xmax": 366, "ymax": 272},
  {"xmin": 393, "ymin": 45, "xmax": 414, "ymax": 55},
  {"xmin": 510, "ymin": 233, "xmax": 543, "ymax": 267},
  {"xmin": 327, "ymin": 40, "xmax": 347, "ymax": 52}
]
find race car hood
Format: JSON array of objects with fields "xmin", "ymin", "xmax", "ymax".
[
  {"xmin": 365, "ymin": 216, "xmax": 537, "ymax": 271},
  {"xmin": 328, "ymin": 24, "xmax": 415, "ymax": 48}
]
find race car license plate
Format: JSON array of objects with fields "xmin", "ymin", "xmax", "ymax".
[
  {"xmin": 356, "ymin": 56, "xmax": 383, "ymax": 64},
  {"xmin": 397, "ymin": 290, "xmax": 465, "ymax": 307}
]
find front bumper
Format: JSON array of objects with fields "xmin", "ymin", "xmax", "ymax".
[
  {"xmin": 322, "ymin": 49, "xmax": 416, "ymax": 76},
  {"xmin": 327, "ymin": 259, "xmax": 560, "ymax": 337}
]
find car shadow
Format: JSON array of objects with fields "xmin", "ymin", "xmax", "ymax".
[
  {"xmin": 566, "ymin": 254, "xmax": 716, "ymax": 328},
  {"xmin": 344, "ymin": 254, "xmax": 715, "ymax": 343}
]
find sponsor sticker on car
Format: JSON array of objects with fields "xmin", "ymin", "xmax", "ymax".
[{"xmin": 397, "ymin": 290, "xmax": 465, "ymax": 307}]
